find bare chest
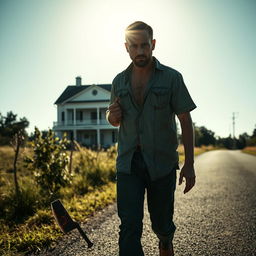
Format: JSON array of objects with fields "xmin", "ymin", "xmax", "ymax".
[{"xmin": 131, "ymin": 75, "xmax": 150, "ymax": 106}]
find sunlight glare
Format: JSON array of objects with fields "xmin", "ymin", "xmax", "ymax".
[{"xmin": 103, "ymin": 18, "xmax": 127, "ymax": 54}]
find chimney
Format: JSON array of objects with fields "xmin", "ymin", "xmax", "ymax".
[{"xmin": 76, "ymin": 76, "xmax": 82, "ymax": 86}]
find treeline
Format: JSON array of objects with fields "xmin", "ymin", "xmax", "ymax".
[
  {"xmin": 0, "ymin": 111, "xmax": 256, "ymax": 149},
  {"xmin": 193, "ymin": 125, "xmax": 256, "ymax": 149}
]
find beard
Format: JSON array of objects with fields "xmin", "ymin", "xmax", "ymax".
[{"xmin": 133, "ymin": 55, "xmax": 151, "ymax": 67}]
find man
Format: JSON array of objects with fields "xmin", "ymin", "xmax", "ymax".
[{"xmin": 106, "ymin": 21, "xmax": 196, "ymax": 256}]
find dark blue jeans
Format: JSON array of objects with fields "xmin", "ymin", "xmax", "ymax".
[{"xmin": 117, "ymin": 150, "xmax": 177, "ymax": 256}]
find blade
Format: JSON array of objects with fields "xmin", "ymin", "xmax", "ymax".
[{"xmin": 51, "ymin": 199, "xmax": 77, "ymax": 233}]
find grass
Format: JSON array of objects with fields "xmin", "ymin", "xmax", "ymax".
[
  {"xmin": 242, "ymin": 146, "xmax": 256, "ymax": 156},
  {"xmin": 0, "ymin": 182, "xmax": 116, "ymax": 256},
  {"xmin": 178, "ymin": 145, "xmax": 217, "ymax": 163},
  {"xmin": 0, "ymin": 143, "xmax": 117, "ymax": 255},
  {"xmin": 0, "ymin": 143, "xmax": 213, "ymax": 255}
]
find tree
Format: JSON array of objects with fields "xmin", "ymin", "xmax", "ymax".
[
  {"xmin": 194, "ymin": 125, "xmax": 216, "ymax": 146},
  {"xmin": 0, "ymin": 111, "xmax": 29, "ymax": 145},
  {"xmin": 236, "ymin": 133, "xmax": 248, "ymax": 149},
  {"xmin": 247, "ymin": 127, "xmax": 256, "ymax": 146},
  {"xmin": 10, "ymin": 131, "xmax": 25, "ymax": 199},
  {"xmin": 194, "ymin": 125, "xmax": 202, "ymax": 147},
  {"xmin": 216, "ymin": 135, "xmax": 233, "ymax": 149},
  {"xmin": 252, "ymin": 127, "xmax": 256, "ymax": 138}
]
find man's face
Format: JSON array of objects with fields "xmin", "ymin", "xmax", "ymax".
[{"xmin": 125, "ymin": 30, "xmax": 155, "ymax": 68}]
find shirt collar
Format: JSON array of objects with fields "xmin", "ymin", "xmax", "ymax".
[
  {"xmin": 154, "ymin": 57, "xmax": 165, "ymax": 71},
  {"xmin": 124, "ymin": 57, "xmax": 164, "ymax": 83}
]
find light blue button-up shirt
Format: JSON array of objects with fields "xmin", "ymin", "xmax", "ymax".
[{"xmin": 109, "ymin": 57, "xmax": 196, "ymax": 181}]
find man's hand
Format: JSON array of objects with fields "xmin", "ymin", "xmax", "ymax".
[
  {"xmin": 177, "ymin": 112, "xmax": 196, "ymax": 194},
  {"xmin": 178, "ymin": 164, "xmax": 196, "ymax": 194},
  {"xmin": 107, "ymin": 98, "xmax": 122, "ymax": 127}
]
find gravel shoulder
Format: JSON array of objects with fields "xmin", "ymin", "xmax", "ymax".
[{"xmin": 32, "ymin": 150, "xmax": 256, "ymax": 256}]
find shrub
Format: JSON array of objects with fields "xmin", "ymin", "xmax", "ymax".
[
  {"xmin": 71, "ymin": 143, "xmax": 116, "ymax": 194},
  {"xmin": 0, "ymin": 182, "xmax": 39, "ymax": 222},
  {"xmin": 24, "ymin": 127, "xmax": 71, "ymax": 202}
]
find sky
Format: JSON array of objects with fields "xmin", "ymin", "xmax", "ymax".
[{"xmin": 0, "ymin": 0, "xmax": 255, "ymax": 138}]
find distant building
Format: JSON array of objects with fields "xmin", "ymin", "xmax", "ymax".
[{"xmin": 53, "ymin": 76, "xmax": 117, "ymax": 148}]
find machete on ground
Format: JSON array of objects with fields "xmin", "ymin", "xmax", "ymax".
[{"xmin": 51, "ymin": 199, "xmax": 93, "ymax": 248}]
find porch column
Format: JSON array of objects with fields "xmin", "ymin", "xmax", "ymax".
[
  {"xmin": 97, "ymin": 107, "xmax": 100, "ymax": 125},
  {"xmin": 73, "ymin": 108, "xmax": 76, "ymax": 125},
  {"xmin": 73, "ymin": 129, "xmax": 77, "ymax": 141},
  {"xmin": 64, "ymin": 109, "xmax": 67, "ymax": 126},
  {"xmin": 97, "ymin": 129, "xmax": 101, "ymax": 149}
]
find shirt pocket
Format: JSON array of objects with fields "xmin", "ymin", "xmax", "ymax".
[
  {"xmin": 150, "ymin": 87, "xmax": 170, "ymax": 109},
  {"xmin": 116, "ymin": 88, "xmax": 132, "ymax": 112}
]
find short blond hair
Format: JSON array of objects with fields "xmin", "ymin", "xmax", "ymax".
[{"xmin": 125, "ymin": 21, "xmax": 153, "ymax": 40}]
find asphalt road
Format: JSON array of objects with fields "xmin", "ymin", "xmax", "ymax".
[{"xmin": 36, "ymin": 150, "xmax": 256, "ymax": 256}]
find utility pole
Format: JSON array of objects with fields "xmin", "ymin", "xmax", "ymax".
[
  {"xmin": 232, "ymin": 112, "xmax": 238, "ymax": 149},
  {"xmin": 232, "ymin": 112, "xmax": 235, "ymax": 139}
]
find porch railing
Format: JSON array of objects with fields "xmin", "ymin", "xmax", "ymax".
[{"xmin": 53, "ymin": 119, "xmax": 109, "ymax": 127}]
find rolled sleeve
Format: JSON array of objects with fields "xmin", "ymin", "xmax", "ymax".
[{"xmin": 171, "ymin": 72, "xmax": 197, "ymax": 115}]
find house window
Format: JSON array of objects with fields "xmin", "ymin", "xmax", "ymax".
[
  {"xmin": 91, "ymin": 112, "xmax": 97, "ymax": 123},
  {"xmin": 79, "ymin": 111, "xmax": 83, "ymax": 121},
  {"xmin": 61, "ymin": 111, "xmax": 65, "ymax": 121},
  {"xmin": 100, "ymin": 133, "xmax": 104, "ymax": 144},
  {"xmin": 92, "ymin": 89, "xmax": 98, "ymax": 96}
]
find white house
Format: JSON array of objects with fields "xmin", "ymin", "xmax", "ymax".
[{"xmin": 53, "ymin": 76, "xmax": 118, "ymax": 149}]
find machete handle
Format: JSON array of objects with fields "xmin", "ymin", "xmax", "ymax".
[
  {"xmin": 51, "ymin": 199, "xmax": 93, "ymax": 248},
  {"xmin": 75, "ymin": 222, "xmax": 94, "ymax": 248}
]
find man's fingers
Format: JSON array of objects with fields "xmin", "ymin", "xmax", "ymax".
[
  {"xmin": 109, "ymin": 104, "xmax": 120, "ymax": 111},
  {"xmin": 113, "ymin": 97, "xmax": 121, "ymax": 106},
  {"xmin": 107, "ymin": 98, "xmax": 122, "ymax": 124},
  {"xmin": 109, "ymin": 99, "xmax": 122, "ymax": 112},
  {"xmin": 115, "ymin": 97, "xmax": 120, "ymax": 104},
  {"xmin": 178, "ymin": 172, "xmax": 184, "ymax": 185},
  {"xmin": 184, "ymin": 182, "xmax": 190, "ymax": 194},
  {"xmin": 109, "ymin": 107, "xmax": 121, "ymax": 115},
  {"xmin": 184, "ymin": 177, "xmax": 196, "ymax": 194},
  {"xmin": 115, "ymin": 112, "xmax": 122, "ymax": 119}
]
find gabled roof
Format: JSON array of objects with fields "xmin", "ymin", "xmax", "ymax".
[{"xmin": 54, "ymin": 84, "xmax": 111, "ymax": 104}]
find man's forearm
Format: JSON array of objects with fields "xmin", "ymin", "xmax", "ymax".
[{"xmin": 180, "ymin": 115, "xmax": 194, "ymax": 165}]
